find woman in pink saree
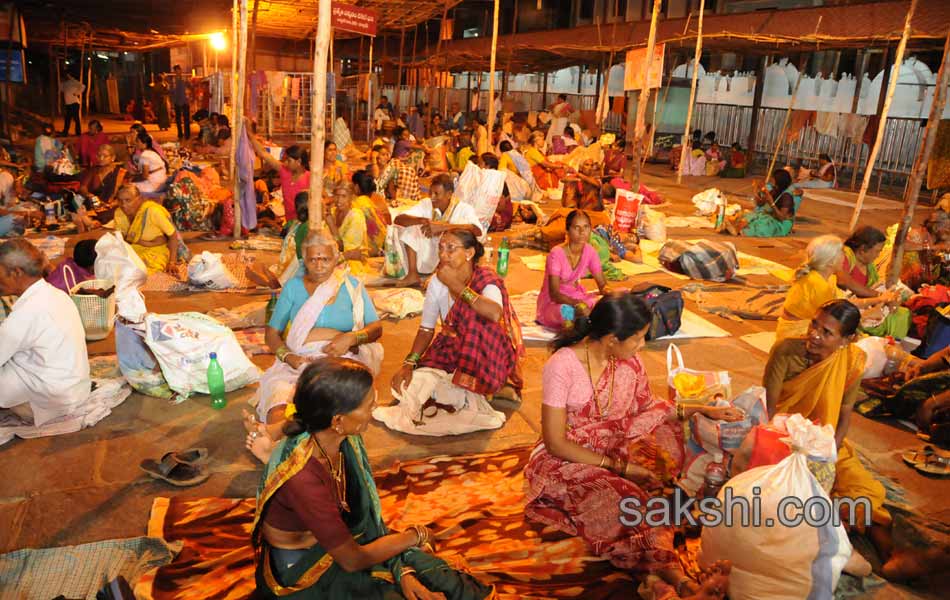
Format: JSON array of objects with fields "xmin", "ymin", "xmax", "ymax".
[{"xmin": 525, "ymin": 293, "xmax": 732, "ymax": 598}]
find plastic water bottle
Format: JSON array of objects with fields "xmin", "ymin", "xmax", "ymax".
[
  {"xmin": 496, "ymin": 237, "xmax": 510, "ymax": 277},
  {"xmin": 701, "ymin": 454, "xmax": 728, "ymax": 499},
  {"xmin": 207, "ymin": 352, "xmax": 227, "ymax": 410},
  {"xmin": 883, "ymin": 336, "xmax": 909, "ymax": 375}
]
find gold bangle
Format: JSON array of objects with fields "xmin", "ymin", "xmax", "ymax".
[
  {"xmin": 460, "ymin": 286, "xmax": 479, "ymax": 305},
  {"xmin": 400, "ymin": 566, "xmax": 417, "ymax": 578},
  {"xmin": 276, "ymin": 346, "xmax": 290, "ymax": 362},
  {"xmin": 355, "ymin": 331, "xmax": 368, "ymax": 345}
]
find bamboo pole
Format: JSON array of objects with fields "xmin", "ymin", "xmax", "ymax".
[
  {"xmin": 431, "ymin": 1, "xmax": 450, "ymax": 133},
  {"xmin": 849, "ymin": 0, "xmax": 918, "ymax": 231},
  {"xmin": 411, "ymin": 25, "xmax": 418, "ymax": 107},
  {"xmin": 486, "ymin": 0, "xmax": 501, "ymax": 131},
  {"xmin": 249, "ymin": 0, "xmax": 259, "ymax": 73},
  {"xmin": 849, "ymin": 49, "xmax": 869, "ymax": 190},
  {"xmin": 888, "ymin": 28, "xmax": 950, "ymax": 286},
  {"xmin": 396, "ymin": 29, "xmax": 405, "ymax": 112},
  {"xmin": 764, "ymin": 54, "xmax": 809, "ymax": 186},
  {"xmin": 308, "ymin": 0, "xmax": 332, "ymax": 232},
  {"xmin": 229, "ymin": 0, "xmax": 249, "ymax": 239},
  {"xmin": 677, "ymin": 0, "xmax": 704, "ymax": 185},
  {"xmin": 366, "ymin": 36, "xmax": 374, "ymax": 142},
  {"xmin": 596, "ymin": 51, "xmax": 615, "ymax": 126},
  {"xmin": 632, "ymin": 0, "xmax": 661, "ymax": 189}
]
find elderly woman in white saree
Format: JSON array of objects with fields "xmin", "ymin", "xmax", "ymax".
[{"xmin": 249, "ymin": 233, "xmax": 384, "ymax": 440}]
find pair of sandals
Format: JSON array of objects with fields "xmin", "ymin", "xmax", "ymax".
[
  {"xmin": 901, "ymin": 445, "xmax": 950, "ymax": 476},
  {"xmin": 139, "ymin": 448, "xmax": 211, "ymax": 486}
]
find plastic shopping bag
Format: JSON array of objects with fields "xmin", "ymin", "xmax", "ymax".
[
  {"xmin": 612, "ymin": 188, "xmax": 642, "ymax": 234},
  {"xmin": 94, "ymin": 231, "xmax": 147, "ymax": 323},
  {"xmin": 143, "ymin": 311, "xmax": 260, "ymax": 398},
  {"xmin": 456, "ymin": 162, "xmax": 506, "ymax": 234},
  {"xmin": 699, "ymin": 414, "xmax": 849, "ymax": 600},
  {"xmin": 187, "ymin": 251, "xmax": 238, "ymax": 290},
  {"xmin": 666, "ymin": 343, "xmax": 731, "ymax": 404},
  {"xmin": 691, "ymin": 187, "xmax": 726, "ymax": 216}
]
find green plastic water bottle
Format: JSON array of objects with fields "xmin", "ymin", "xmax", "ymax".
[
  {"xmin": 496, "ymin": 237, "xmax": 510, "ymax": 277},
  {"xmin": 207, "ymin": 352, "xmax": 227, "ymax": 410}
]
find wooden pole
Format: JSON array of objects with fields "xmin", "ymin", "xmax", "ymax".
[
  {"xmin": 596, "ymin": 52, "xmax": 614, "ymax": 126},
  {"xmin": 632, "ymin": 0, "xmax": 661, "ymax": 189},
  {"xmin": 541, "ymin": 71, "xmax": 548, "ymax": 111},
  {"xmin": 431, "ymin": 1, "xmax": 450, "ymax": 131},
  {"xmin": 888, "ymin": 28, "xmax": 950, "ymax": 286},
  {"xmin": 677, "ymin": 0, "xmax": 704, "ymax": 184},
  {"xmin": 764, "ymin": 54, "xmax": 809, "ymax": 186},
  {"xmin": 486, "ymin": 0, "xmax": 501, "ymax": 131},
  {"xmin": 308, "ymin": 0, "xmax": 332, "ymax": 232},
  {"xmin": 396, "ymin": 28, "xmax": 405, "ymax": 113},
  {"xmin": 229, "ymin": 0, "xmax": 249, "ymax": 240},
  {"xmin": 849, "ymin": 49, "xmax": 870, "ymax": 190},
  {"xmin": 849, "ymin": 0, "xmax": 917, "ymax": 232},
  {"xmin": 366, "ymin": 36, "xmax": 374, "ymax": 142},
  {"xmin": 746, "ymin": 55, "xmax": 769, "ymax": 159},
  {"xmin": 249, "ymin": 0, "xmax": 259, "ymax": 73},
  {"xmin": 411, "ymin": 25, "xmax": 419, "ymax": 107}
]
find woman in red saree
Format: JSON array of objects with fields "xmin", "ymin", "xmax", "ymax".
[
  {"xmin": 525, "ymin": 293, "xmax": 732, "ymax": 598},
  {"xmin": 375, "ymin": 230, "xmax": 524, "ymax": 436}
]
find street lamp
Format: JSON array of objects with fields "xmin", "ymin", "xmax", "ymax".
[{"xmin": 209, "ymin": 32, "xmax": 226, "ymax": 73}]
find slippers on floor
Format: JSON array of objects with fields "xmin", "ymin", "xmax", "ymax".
[
  {"xmin": 160, "ymin": 447, "xmax": 209, "ymax": 467},
  {"xmin": 140, "ymin": 453, "xmax": 210, "ymax": 487},
  {"xmin": 902, "ymin": 445, "xmax": 950, "ymax": 476}
]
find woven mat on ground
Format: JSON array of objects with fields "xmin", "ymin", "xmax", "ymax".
[
  {"xmin": 682, "ymin": 283, "xmax": 789, "ymax": 322},
  {"xmin": 511, "ymin": 291, "xmax": 729, "ymax": 343},
  {"xmin": 142, "ymin": 253, "xmax": 262, "ymax": 293},
  {"xmin": 139, "ymin": 446, "xmax": 710, "ymax": 599},
  {"xmin": 0, "ymin": 536, "xmax": 181, "ymax": 600},
  {"xmin": 804, "ymin": 190, "xmax": 896, "ymax": 211}
]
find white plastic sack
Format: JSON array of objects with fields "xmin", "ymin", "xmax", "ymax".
[
  {"xmin": 692, "ymin": 188, "xmax": 727, "ymax": 216},
  {"xmin": 143, "ymin": 311, "xmax": 260, "ymax": 398},
  {"xmin": 856, "ymin": 336, "xmax": 888, "ymax": 379},
  {"xmin": 456, "ymin": 162, "xmax": 506, "ymax": 235},
  {"xmin": 187, "ymin": 251, "xmax": 238, "ymax": 290},
  {"xmin": 638, "ymin": 206, "xmax": 667, "ymax": 242},
  {"xmin": 94, "ymin": 231, "xmax": 147, "ymax": 323},
  {"xmin": 699, "ymin": 414, "xmax": 850, "ymax": 600}
]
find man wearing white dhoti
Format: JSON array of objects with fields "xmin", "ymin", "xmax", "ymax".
[
  {"xmin": 381, "ymin": 173, "xmax": 484, "ymax": 287},
  {"xmin": 0, "ymin": 239, "xmax": 91, "ymax": 426}
]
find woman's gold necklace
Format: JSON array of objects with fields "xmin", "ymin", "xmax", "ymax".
[
  {"xmin": 585, "ymin": 341, "xmax": 614, "ymax": 417},
  {"xmin": 314, "ymin": 437, "xmax": 349, "ymax": 512}
]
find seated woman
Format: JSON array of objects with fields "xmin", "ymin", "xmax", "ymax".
[
  {"xmin": 536, "ymin": 210, "xmax": 610, "ymax": 331},
  {"xmin": 73, "ymin": 144, "xmax": 125, "ymax": 232},
  {"xmin": 603, "ymin": 138, "xmax": 627, "ymax": 180},
  {"xmin": 764, "ymin": 300, "xmax": 897, "ymax": 575},
  {"xmin": 247, "ymin": 192, "xmax": 312, "ymax": 290},
  {"xmin": 525, "ymin": 131, "xmax": 567, "ymax": 191},
  {"xmin": 705, "ymin": 142, "xmax": 724, "ymax": 176},
  {"xmin": 247, "ymin": 128, "xmax": 311, "ymax": 223},
  {"xmin": 322, "ymin": 141, "xmax": 349, "ymax": 195},
  {"xmin": 526, "ymin": 293, "xmax": 733, "ymax": 599},
  {"xmin": 326, "ymin": 183, "xmax": 372, "ymax": 275},
  {"xmin": 368, "ymin": 143, "xmax": 390, "ymax": 182},
  {"xmin": 251, "ymin": 233, "xmax": 383, "ymax": 440},
  {"xmin": 510, "ymin": 182, "xmax": 611, "ymax": 251},
  {"xmin": 449, "ymin": 131, "xmax": 475, "ymax": 172},
  {"xmin": 551, "ymin": 126, "xmax": 580, "ymax": 155},
  {"xmin": 890, "ymin": 208, "xmax": 950, "ymax": 291},
  {"xmin": 129, "ymin": 132, "xmax": 168, "ymax": 194},
  {"xmin": 376, "ymin": 231, "xmax": 524, "ymax": 436},
  {"xmin": 837, "ymin": 225, "xmax": 910, "ymax": 338},
  {"xmin": 775, "ymin": 235, "xmax": 892, "ymax": 342},
  {"xmin": 679, "ymin": 142, "xmax": 707, "ymax": 177},
  {"xmin": 33, "ymin": 123, "xmax": 65, "ymax": 174},
  {"xmin": 797, "ymin": 153, "xmax": 837, "ymax": 189},
  {"xmin": 719, "ymin": 143, "xmax": 747, "ymax": 178},
  {"xmin": 351, "ymin": 169, "xmax": 390, "ymax": 255},
  {"xmin": 125, "ymin": 123, "xmax": 167, "ymax": 169},
  {"xmin": 720, "ymin": 169, "xmax": 796, "ymax": 238},
  {"xmin": 113, "ymin": 183, "xmax": 180, "ymax": 274},
  {"xmin": 489, "ymin": 183, "xmax": 513, "ymax": 233},
  {"xmin": 249, "ymin": 357, "xmax": 493, "ymax": 599}
]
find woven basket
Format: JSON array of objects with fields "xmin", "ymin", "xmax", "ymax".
[{"xmin": 65, "ymin": 265, "xmax": 116, "ymax": 341}]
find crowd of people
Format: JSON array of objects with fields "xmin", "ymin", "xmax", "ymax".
[{"xmin": 2, "ymin": 82, "xmax": 950, "ymax": 599}]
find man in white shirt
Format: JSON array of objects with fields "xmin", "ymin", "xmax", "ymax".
[
  {"xmin": 384, "ymin": 173, "xmax": 483, "ymax": 287},
  {"xmin": 60, "ymin": 72, "xmax": 86, "ymax": 136},
  {"xmin": 0, "ymin": 239, "xmax": 91, "ymax": 426}
]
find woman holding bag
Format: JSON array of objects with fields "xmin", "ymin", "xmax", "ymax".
[
  {"xmin": 525, "ymin": 293, "xmax": 733, "ymax": 598},
  {"xmin": 248, "ymin": 232, "xmax": 383, "ymax": 442}
]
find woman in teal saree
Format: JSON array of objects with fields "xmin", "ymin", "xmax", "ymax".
[{"xmin": 251, "ymin": 358, "xmax": 494, "ymax": 599}]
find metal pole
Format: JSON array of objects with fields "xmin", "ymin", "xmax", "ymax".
[
  {"xmin": 849, "ymin": 0, "xmax": 917, "ymax": 231},
  {"xmin": 308, "ymin": 0, "xmax": 332, "ymax": 232},
  {"xmin": 677, "ymin": 0, "xmax": 704, "ymax": 185}
]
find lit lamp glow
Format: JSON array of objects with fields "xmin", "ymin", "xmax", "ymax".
[{"xmin": 209, "ymin": 32, "xmax": 227, "ymax": 51}]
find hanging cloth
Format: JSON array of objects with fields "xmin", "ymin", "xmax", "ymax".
[
  {"xmin": 836, "ymin": 114, "xmax": 868, "ymax": 145},
  {"xmin": 926, "ymin": 120, "xmax": 950, "ymax": 190},
  {"xmin": 813, "ymin": 111, "xmax": 840, "ymax": 137}
]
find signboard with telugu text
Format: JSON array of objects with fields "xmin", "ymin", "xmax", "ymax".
[
  {"xmin": 624, "ymin": 43, "xmax": 665, "ymax": 91},
  {"xmin": 331, "ymin": 3, "xmax": 377, "ymax": 36}
]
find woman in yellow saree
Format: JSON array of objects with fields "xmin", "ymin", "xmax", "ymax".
[
  {"xmin": 113, "ymin": 183, "xmax": 180, "ymax": 274},
  {"xmin": 251, "ymin": 357, "xmax": 493, "ymax": 599},
  {"xmin": 764, "ymin": 300, "xmax": 898, "ymax": 573},
  {"xmin": 326, "ymin": 183, "xmax": 372, "ymax": 275},
  {"xmin": 775, "ymin": 235, "xmax": 842, "ymax": 341}
]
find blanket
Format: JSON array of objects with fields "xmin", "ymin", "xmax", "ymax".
[{"xmin": 140, "ymin": 447, "xmax": 655, "ymax": 599}]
